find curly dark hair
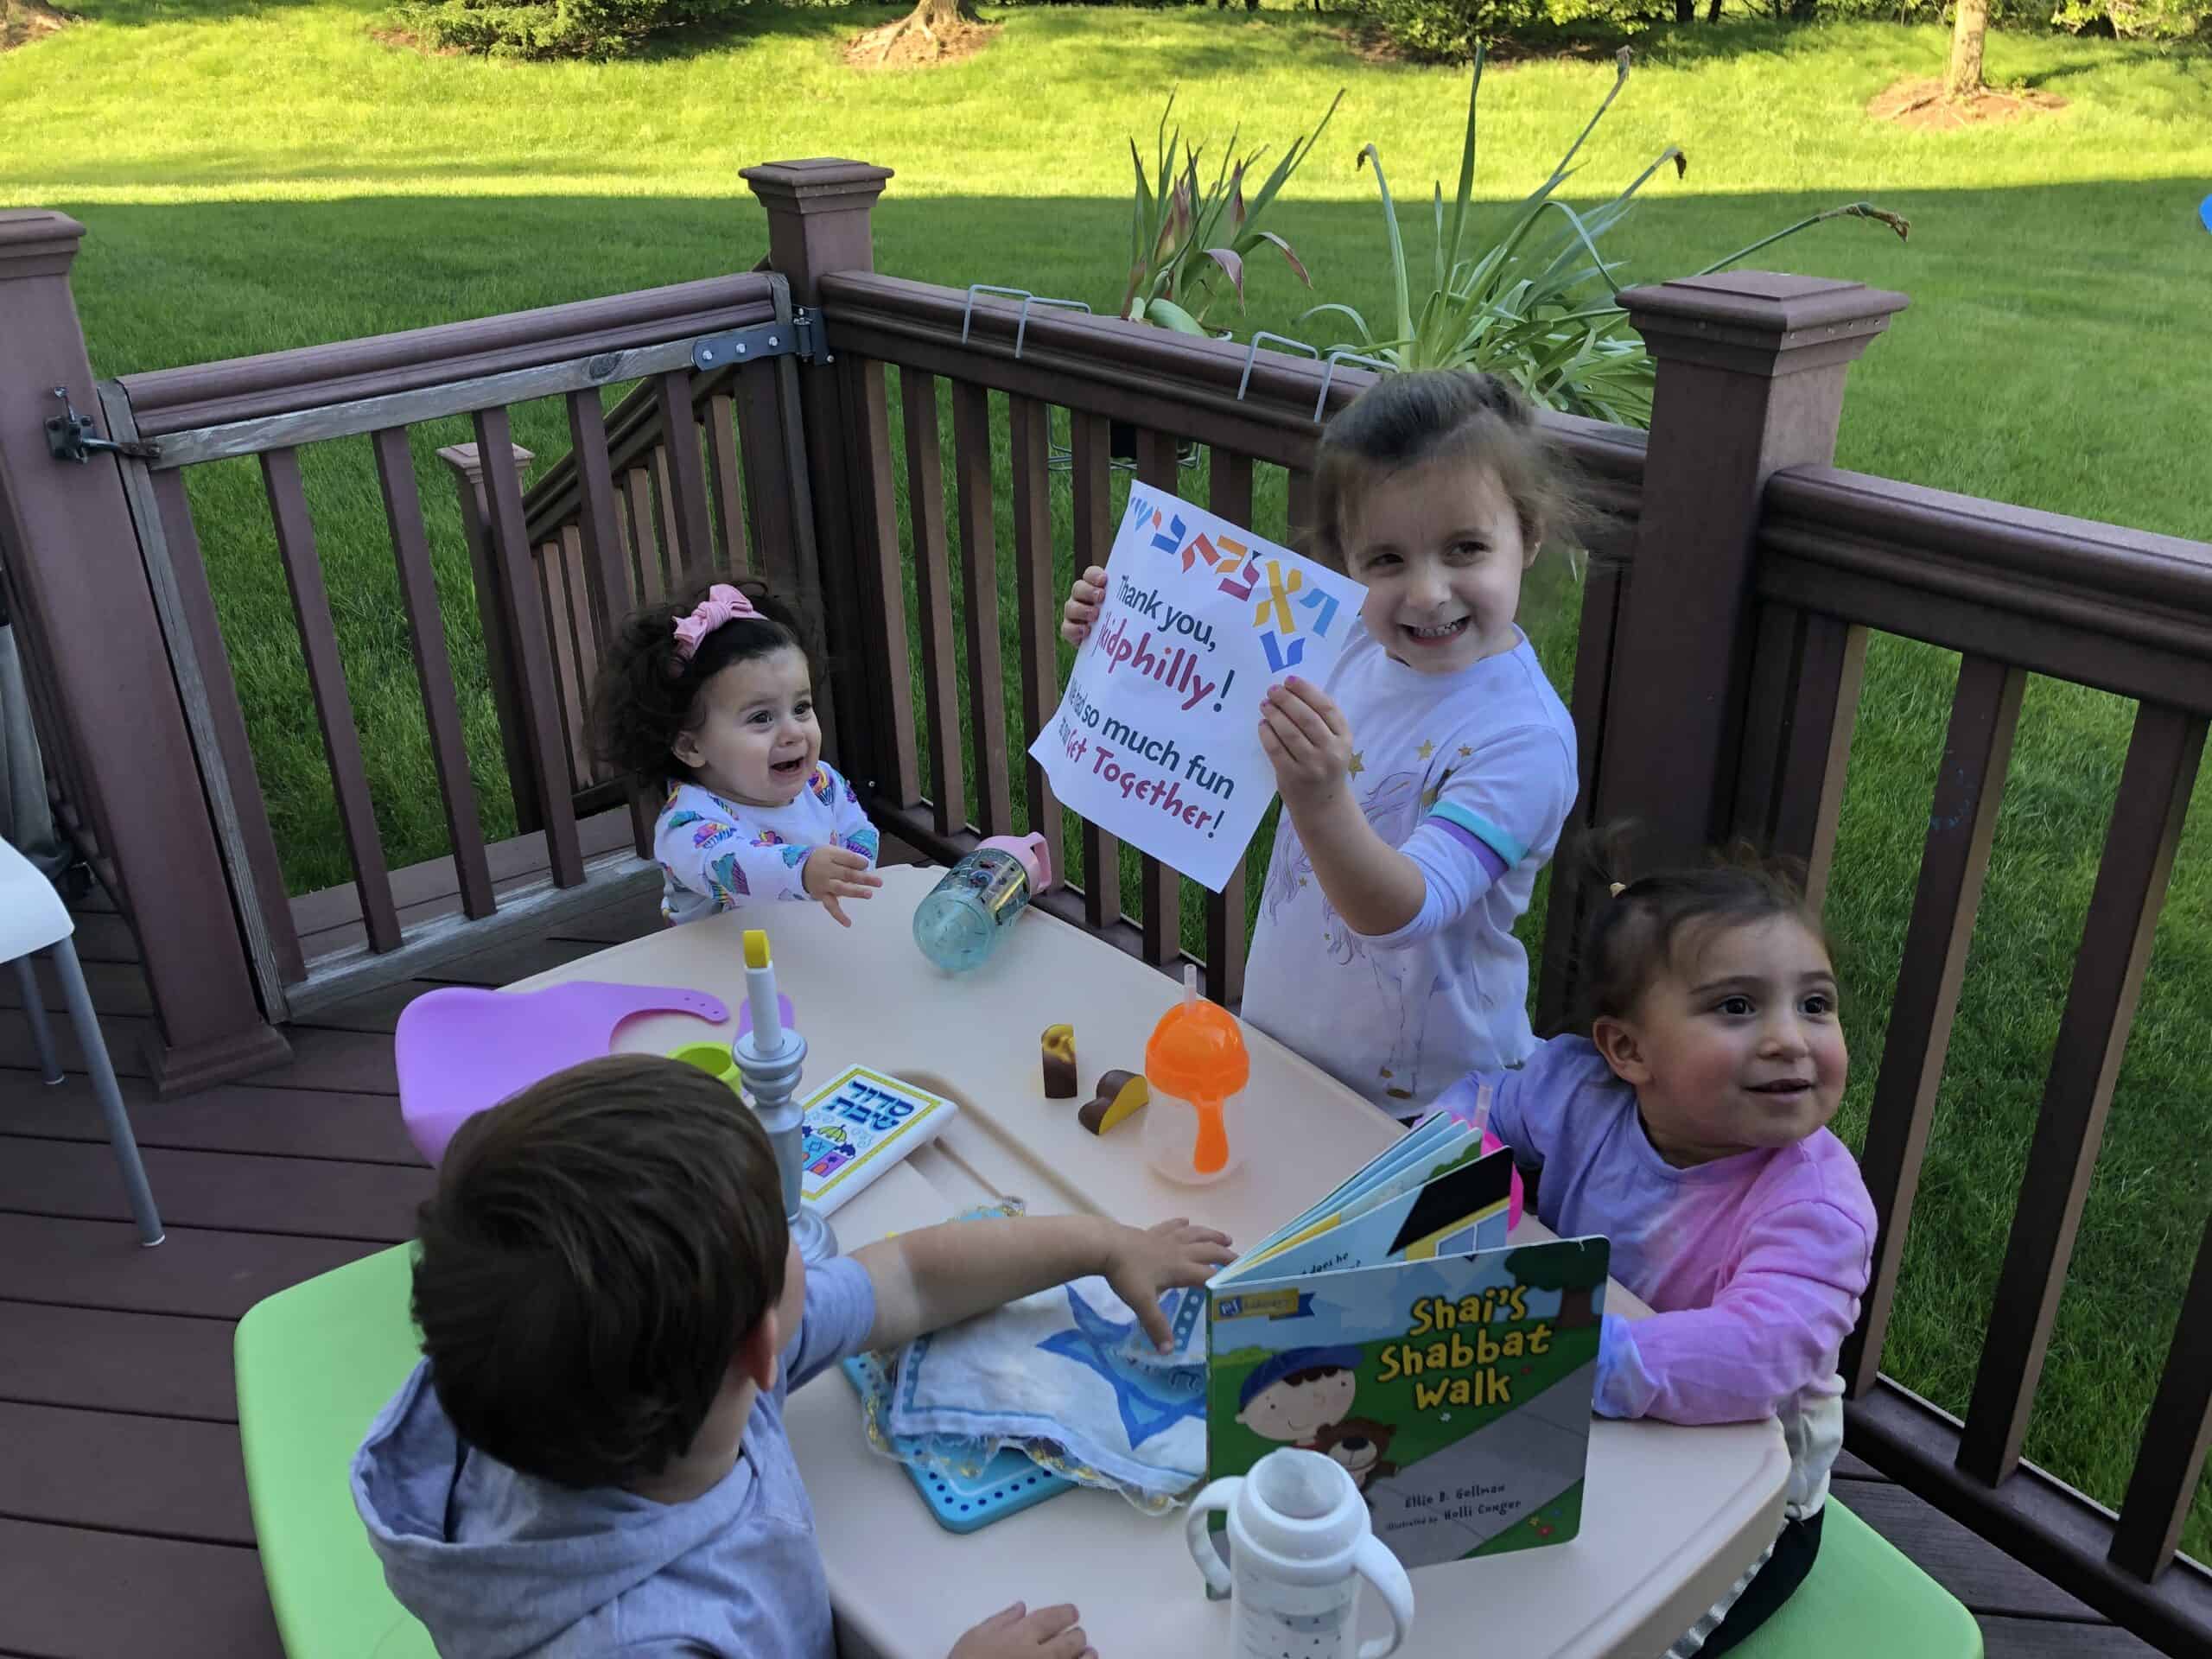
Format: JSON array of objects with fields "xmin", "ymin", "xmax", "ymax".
[
  {"xmin": 1306, "ymin": 369, "xmax": 1596, "ymax": 570},
  {"xmin": 410, "ymin": 1054, "xmax": 790, "ymax": 1490},
  {"xmin": 591, "ymin": 577, "xmax": 815, "ymax": 787},
  {"xmin": 1572, "ymin": 824, "xmax": 1828, "ymax": 1033}
]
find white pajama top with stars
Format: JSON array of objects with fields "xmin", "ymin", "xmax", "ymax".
[{"xmin": 1241, "ymin": 624, "xmax": 1577, "ymax": 1118}]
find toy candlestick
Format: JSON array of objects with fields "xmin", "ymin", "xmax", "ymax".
[
  {"xmin": 742, "ymin": 930, "xmax": 788, "ymax": 1058},
  {"xmin": 733, "ymin": 930, "xmax": 836, "ymax": 1264}
]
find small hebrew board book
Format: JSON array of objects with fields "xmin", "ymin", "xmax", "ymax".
[
  {"xmin": 799, "ymin": 1066, "xmax": 957, "ymax": 1217},
  {"xmin": 1204, "ymin": 1118, "xmax": 1609, "ymax": 1568}
]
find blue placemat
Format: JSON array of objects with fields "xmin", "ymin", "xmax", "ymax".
[{"xmin": 841, "ymin": 1352, "xmax": 1076, "ymax": 1534}]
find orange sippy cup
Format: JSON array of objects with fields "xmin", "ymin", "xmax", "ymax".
[{"xmin": 1143, "ymin": 966, "xmax": 1249, "ymax": 1185}]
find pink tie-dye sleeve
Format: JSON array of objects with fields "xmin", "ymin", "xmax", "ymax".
[{"xmin": 1593, "ymin": 1198, "xmax": 1872, "ymax": 1425}]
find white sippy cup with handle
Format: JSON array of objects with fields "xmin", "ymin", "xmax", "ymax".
[{"xmin": 1185, "ymin": 1448, "xmax": 1414, "ymax": 1659}]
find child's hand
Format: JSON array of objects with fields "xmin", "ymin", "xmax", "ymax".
[
  {"xmin": 1258, "ymin": 677, "xmax": 1354, "ymax": 811},
  {"xmin": 948, "ymin": 1602, "xmax": 1094, "ymax": 1659},
  {"xmin": 802, "ymin": 845, "xmax": 882, "ymax": 927},
  {"xmin": 1060, "ymin": 565, "xmax": 1109, "ymax": 647},
  {"xmin": 1103, "ymin": 1218, "xmax": 1236, "ymax": 1351}
]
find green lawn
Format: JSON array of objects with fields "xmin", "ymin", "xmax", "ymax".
[{"xmin": 5, "ymin": 7, "xmax": 2208, "ymax": 1560}]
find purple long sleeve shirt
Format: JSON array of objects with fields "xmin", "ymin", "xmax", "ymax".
[{"xmin": 1433, "ymin": 1036, "xmax": 1875, "ymax": 1517}]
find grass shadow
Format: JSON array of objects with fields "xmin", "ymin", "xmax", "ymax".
[
  {"xmin": 58, "ymin": 0, "xmax": 897, "ymax": 47},
  {"xmin": 632, "ymin": 2, "xmax": 897, "ymax": 63},
  {"xmin": 2015, "ymin": 46, "xmax": 2210, "ymax": 93}
]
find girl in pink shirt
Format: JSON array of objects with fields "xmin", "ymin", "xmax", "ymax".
[{"xmin": 1433, "ymin": 849, "xmax": 1875, "ymax": 1656}]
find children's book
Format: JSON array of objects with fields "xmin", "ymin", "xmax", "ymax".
[
  {"xmin": 799, "ymin": 1066, "xmax": 958, "ymax": 1216},
  {"xmin": 1205, "ymin": 1125, "xmax": 1610, "ymax": 1569}
]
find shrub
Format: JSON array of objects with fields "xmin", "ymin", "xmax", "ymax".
[
  {"xmin": 1804, "ymin": 0, "xmax": 2207, "ymax": 37},
  {"xmin": 2051, "ymin": 0, "xmax": 2211, "ymax": 40},
  {"xmin": 1361, "ymin": 0, "xmax": 1672, "ymax": 62},
  {"xmin": 390, "ymin": 0, "xmax": 721, "ymax": 60}
]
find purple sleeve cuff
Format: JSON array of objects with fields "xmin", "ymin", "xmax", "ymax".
[{"xmin": 1431, "ymin": 815, "xmax": 1510, "ymax": 882}]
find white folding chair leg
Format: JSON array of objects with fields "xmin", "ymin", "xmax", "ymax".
[
  {"xmin": 49, "ymin": 938, "xmax": 163, "ymax": 1247},
  {"xmin": 10, "ymin": 954, "xmax": 64, "ymax": 1084}
]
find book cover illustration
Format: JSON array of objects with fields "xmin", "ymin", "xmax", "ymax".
[
  {"xmin": 1234, "ymin": 1113, "xmax": 1510, "ymax": 1280},
  {"xmin": 1205, "ymin": 1135, "xmax": 1608, "ymax": 1568},
  {"xmin": 798, "ymin": 1065, "xmax": 958, "ymax": 1216}
]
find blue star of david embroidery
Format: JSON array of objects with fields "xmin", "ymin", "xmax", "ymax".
[{"xmin": 1036, "ymin": 1287, "xmax": 1207, "ymax": 1450}]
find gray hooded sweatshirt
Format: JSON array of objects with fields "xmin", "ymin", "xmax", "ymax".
[{"xmin": 352, "ymin": 1256, "xmax": 875, "ymax": 1659}]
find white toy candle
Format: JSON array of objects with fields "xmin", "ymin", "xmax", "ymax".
[{"xmin": 742, "ymin": 929, "xmax": 787, "ymax": 1058}]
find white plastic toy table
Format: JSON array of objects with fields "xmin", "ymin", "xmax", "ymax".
[{"xmin": 514, "ymin": 865, "xmax": 1787, "ymax": 1659}]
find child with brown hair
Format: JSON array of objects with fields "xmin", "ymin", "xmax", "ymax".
[
  {"xmin": 1430, "ymin": 841, "xmax": 1877, "ymax": 1655},
  {"xmin": 353, "ymin": 1054, "xmax": 1232, "ymax": 1659},
  {"xmin": 1064, "ymin": 370, "xmax": 1588, "ymax": 1119},
  {"xmin": 594, "ymin": 578, "xmax": 882, "ymax": 928}
]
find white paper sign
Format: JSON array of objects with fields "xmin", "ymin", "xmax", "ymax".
[{"xmin": 1028, "ymin": 486, "xmax": 1366, "ymax": 893}]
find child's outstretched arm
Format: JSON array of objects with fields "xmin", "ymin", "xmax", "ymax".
[
  {"xmin": 658, "ymin": 797, "xmax": 882, "ymax": 927},
  {"xmin": 658, "ymin": 804, "xmax": 812, "ymax": 912},
  {"xmin": 1594, "ymin": 1199, "xmax": 1872, "ymax": 1425},
  {"xmin": 855, "ymin": 1214, "xmax": 1232, "ymax": 1354}
]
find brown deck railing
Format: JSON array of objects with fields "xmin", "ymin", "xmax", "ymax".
[
  {"xmin": 16, "ymin": 264, "xmax": 820, "ymax": 1019},
  {"xmin": 0, "ymin": 162, "xmax": 2205, "ymax": 1652},
  {"xmin": 1753, "ymin": 467, "xmax": 2212, "ymax": 1647},
  {"xmin": 804, "ymin": 266, "xmax": 1646, "ymax": 998}
]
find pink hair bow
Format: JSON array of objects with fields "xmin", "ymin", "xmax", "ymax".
[{"xmin": 671, "ymin": 584, "xmax": 761, "ymax": 660}]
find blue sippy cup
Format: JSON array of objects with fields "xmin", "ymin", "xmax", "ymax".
[{"xmin": 912, "ymin": 833, "xmax": 1053, "ymax": 973}]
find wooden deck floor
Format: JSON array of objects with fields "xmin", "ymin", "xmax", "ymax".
[{"xmin": 0, "ymin": 886, "xmax": 2164, "ymax": 1659}]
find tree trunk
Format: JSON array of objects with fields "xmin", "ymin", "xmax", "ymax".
[
  {"xmin": 1675, "ymin": 0, "xmax": 1694, "ymax": 21},
  {"xmin": 1707, "ymin": 0, "xmax": 1724, "ymax": 20},
  {"xmin": 907, "ymin": 0, "xmax": 975, "ymax": 28},
  {"xmin": 2, "ymin": 0, "xmax": 73, "ymax": 43},
  {"xmin": 1947, "ymin": 0, "xmax": 1988, "ymax": 99},
  {"xmin": 861, "ymin": 0, "xmax": 978, "ymax": 62}
]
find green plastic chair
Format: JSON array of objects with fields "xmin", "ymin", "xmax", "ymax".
[
  {"xmin": 1730, "ymin": 1495, "xmax": 1982, "ymax": 1658},
  {"xmin": 235, "ymin": 1243, "xmax": 438, "ymax": 1659},
  {"xmin": 238, "ymin": 1254, "xmax": 1974, "ymax": 1659}
]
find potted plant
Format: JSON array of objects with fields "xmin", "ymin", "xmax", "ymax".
[
  {"xmin": 1113, "ymin": 88, "xmax": 1343, "ymax": 459},
  {"xmin": 1305, "ymin": 48, "xmax": 1909, "ymax": 427}
]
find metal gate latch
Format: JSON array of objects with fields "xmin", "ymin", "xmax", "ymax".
[{"xmin": 45, "ymin": 387, "xmax": 161, "ymax": 465}]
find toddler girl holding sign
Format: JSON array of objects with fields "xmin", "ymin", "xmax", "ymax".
[{"xmin": 1065, "ymin": 372, "xmax": 1587, "ymax": 1118}]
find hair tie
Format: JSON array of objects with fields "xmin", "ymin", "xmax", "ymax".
[
  {"xmin": 671, "ymin": 584, "xmax": 761, "ymax": 661},
  {"xmin": 1608, "ymin": 881, "xmax": 1627, "ymax": 898}
]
